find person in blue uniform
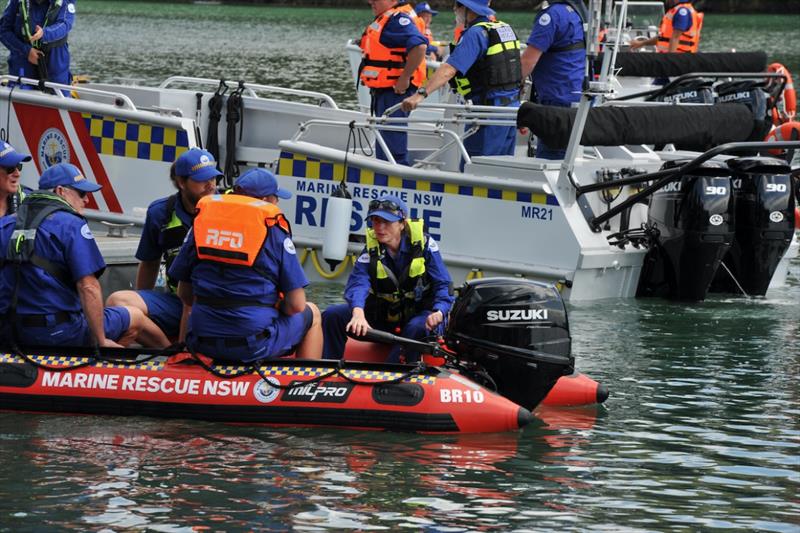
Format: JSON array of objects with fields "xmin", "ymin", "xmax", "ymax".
[
  {"xmin": 322, "ymin": 194, "xmax": 454, "ymax": 363},
  {"xmin": 415, "ymin": 2, "xmax": 442, "ymax": 60},
  {"xmin": 401, "ymin": 0, "xmax": 521, "ymax": 167},
  {"xmin": 168, "ymin": 168, "xmax": 323, "ymax": 362},
  {"xmin": 0, "ymin": 0, "xmax": 76, "ymax": 86},
  {"xmin": 0, "ymin": 163, "xmax": 145, "ymax": 348},
  {"xmin": 0, "ymin": 140, "xmax": 32, "ymax": 217},
  {"xmin": 520, "ymin": 0, "xmax": 587, "ymax": 160},
  {"xmin": 359, "ymin": 0, "xmax": 428, "ymax": 166},
  {"xmin": 106, "ymin": 148, "xmax": 221, "ymax": 348}
]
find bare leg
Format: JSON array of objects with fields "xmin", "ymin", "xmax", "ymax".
[
  {"xmin": 295, "ymin": 302, "xmax": 323, "ymax": 360},
  {"xmin": 136, "ymin": 315, "xmax": 171, "ymax": 348},
  {"xmin": 106, "ymin": 290, "xmax": 148, "ymax": 312},
  {"xmin": 116, "ymin": 306, "xmax": 144, "ymax": 347}
]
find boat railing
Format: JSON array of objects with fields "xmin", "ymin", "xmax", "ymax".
[
  {"xmin": 576, "ymin": 140, "xmax": 800, "ymax": 231},
  {"xmin": 157, "ymin": 76, "xmax": 339, "ymax": 109},
  {"xmin": 0, "ymin": 75, "xmax": 138, "ymax": 110}
]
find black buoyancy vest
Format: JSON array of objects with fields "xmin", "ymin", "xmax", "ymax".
[
  {"xmin": 451, "ymin": 21, "xmax": 522, "ymax": 101},
  {"xmin": 19, "ymin": 0, "xmax": 68, "ymax": 51},
  {"xmin": 160, "ymin": 193, "xmax": 190, "ymax": 292},
  {"xmin": 4, "ymin": 191, "xmax": 79, "ymax": 288}
]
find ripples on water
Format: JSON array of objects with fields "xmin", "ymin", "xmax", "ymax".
[{"xmin": 0, "ymin": 2, "xmax": 798, "ymax": 530}]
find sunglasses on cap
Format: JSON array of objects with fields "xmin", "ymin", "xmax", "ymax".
[
  {"xmin": 1, "ymin": 163, "xmax": 22, "ymax": 174},
  {"xmin": 368, "ymin": 199, "xmax": 404, "ymax": 214}
]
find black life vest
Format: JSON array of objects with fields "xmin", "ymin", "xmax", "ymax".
[
  {"xmin": 159, "ymin": 193, "xmax": 190, "ymax": 293},
  {"xmin": 450, "ymin": 21, "xmax": 522, "ymax": 102}
]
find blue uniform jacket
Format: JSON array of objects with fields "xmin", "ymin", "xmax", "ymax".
[
  {"xmin": 0, "ymin": 209, "xmax": 105, "ymax": 315},
  {"xmin": 526, "ymin": 3, "xmax": 585, "ymax": 106},
  {"xmin": 378, "ymin": 11, "xmax": 428, "ymax": 52},
  {"xmin": 446, "ymin": 16, "xmax": 520, "ymax": 104},
  {"xmin": 345, "ymin": 233, "xmax": 454, "ymax": 317},
  {"xmin": 0, "ymin": 0, "xmax": 75, "ymax": 84},
  {"xmin": 168, "ymin": 225, "xmax": 309, "ymax": 338},
  {"xmin": 136, "ymin": 193, "xmax": 195, "ymax": 262}
]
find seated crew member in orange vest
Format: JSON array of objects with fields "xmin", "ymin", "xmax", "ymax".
[
  {"xmin": 359, "ymin": 0, "xmax": 428, "ymax": 166},
  {"xmin": 629, "ymin": 0, "xmax": 702, "ymax": 53},
  {"xmin": 167, "ymin": 168, "xmax": 322, "ymax": 362}
]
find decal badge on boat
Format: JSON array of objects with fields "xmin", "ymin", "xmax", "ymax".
[
  {"xmin": 282, "ymin": 381, "xmax": 355, "ymax": 403},
  {"xmin": 253, "ymin": 376, "xmax": 281, "ymax": 404},
  {"xmin": 38, "ymin": 128, "xmax": 70, "ymax": 170}
]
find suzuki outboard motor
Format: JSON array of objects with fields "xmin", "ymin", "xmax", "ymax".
[
  {"xmin": 650, "ymin": 78, "xmax": 715, "ymax": 104},
  {"xmin": 710, "ymin": 157, "xmax": 796, "ymax": 295},
  {"xmin": 715, "ymin": 80, "xmax": 772, "ymax": 141},
  {"xmin": 444, "ymin": 278, "xmax": 574, "ymax": 411},
  {"xmin": 637, "ymin": 160, "xmax": 735, "ymax": 300}
]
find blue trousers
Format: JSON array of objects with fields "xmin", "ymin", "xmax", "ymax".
[
  {"xmin": 461, "ymin": 96, "xmax": 518, "ymax": 170},
  {"xmin": 322, "ymin": 303, "xmax": 432, "ymax": 363},
  {"xmin": 372, "ymin": 87, "xmax": 416, "ymax": 166}
]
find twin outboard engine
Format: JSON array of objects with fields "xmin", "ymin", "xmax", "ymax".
[
  {"xmin": 709, "ymin": 157, "xmax": 796, "ymax": 295},
  {"xmin": 650, "ymin": 78, "xmax": 715, "ymax": 104},
  {"xmin": 444, "ymin": 278, "xmax": 574, "ymax": 410},
  {"xmin": 637, "ymin": 160, "xmax": 735, "ymax": 300}
]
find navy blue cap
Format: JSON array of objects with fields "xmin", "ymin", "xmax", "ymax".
[
  {"xmin": 416, "ymin": 2, "xmax": 438, "ymax": 15},
  {"xmin": 0, "ymin": 141, "xmax": 31, "ymax": 168},
  {"xmin": 456, "ymin": 0, "xmax": 494, "ymax": 17},
  {"xmin": 367, "ymin": 193, "xmax": 408, "ymax": 223},
  {"xmin": 39, "ymin": 163, "xmax": 102, "ymax": 193},
  {"xmin": 234, "ymin": 168, "xmax": 291, "ymax": 199},
  {"xmin": 174, "ymin": 148, "xmax": 223, "ymax": 182}
]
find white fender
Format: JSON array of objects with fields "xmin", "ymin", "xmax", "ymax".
[{"xmin": 322, "ymin": 195, "xmax": 353, "ymax": 263}]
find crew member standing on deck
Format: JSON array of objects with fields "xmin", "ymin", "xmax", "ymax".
[
  {"xmin": 0, "ymin": 141, "xmax": 32, "ymax": 218},
  {"xmin": 401, "ymin": 0, "xmax": 521, "ymax": 165},
  {"xmin": 0, "ymin": 163, "xmax": 145, "ymax": 348},
  {"xmin": 322, "ymin": 194, "xmax": 454, "ymax": 363},
  {"xmin": 415, "ymin": 2, "xmax": 442, "ymax": 60},
  {"xmin": 0, "ymin": 0, "xmax": 76, "ymax": 86},
  {"xmin": 520, "ymin": 0, "xmax": 587, "ymax": 160},
  {"xmin": 168, "ymin": 168, "xmax": 323, "ymax": 363},
  {"xmin": 629, "ymin": 0, "xmax": 702, "ymax": 53},
  {"xmin": 106, "ymin": 148, "xmax": 221, "ymax": 348},
  {"xmin": 359, "ymin": 0, "xmax": 428, "ymax": 166}
]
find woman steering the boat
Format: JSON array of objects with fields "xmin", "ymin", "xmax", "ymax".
[{"xmin": 322, "ymin": 194, "xmax": 454, "ymax": 363}]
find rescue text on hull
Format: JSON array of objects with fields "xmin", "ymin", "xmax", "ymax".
[{"xmin": 0, "ymin": 279, "xmax": 604, "ymax": 433}]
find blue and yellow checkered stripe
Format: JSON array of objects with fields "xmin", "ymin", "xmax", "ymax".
[
  {"xmin": 0, "ymin": 353, "xmax": 162, "ymax": 370},
  {"xmin": 217, "ymin": 364, "xmax": 435, "ymax": 384},
  {"xmin": 82, "ymin": 113, "xmax": 190, "ymax": 163},
  {"xmin": 278, "ymin": 151, "xmax": 559, "ymax": 206}
]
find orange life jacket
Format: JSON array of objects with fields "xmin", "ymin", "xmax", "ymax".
[
  {"xmin": 657, "ymin": 3, "xmax": 702, "ymax": 53},
  {"xmin": 193, "ymin": 194, "xmax": 291, "ymax": 268},
  {"xmin": 359, "ymin": 7, "xmax": 426, "ymax": 89}
]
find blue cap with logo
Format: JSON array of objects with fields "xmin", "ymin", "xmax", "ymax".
[
  {"xmin": 174, "ymin": 148, "xmax": 223, "ymax": 182},
  {"xmin": 415, "ymin": 2, "xmax": 438, "ymax": 15},
  {"xmin": 0, "ymin": 141, "xmax": 31, "ymax": 168},
  {"xmin": 455, "ymin": 0, "xmax": 494, "ymax": 17},
  {"xmin": 234, "ymin": 168, "xmax": 292, "ymax": 199},
  {"xmin": 367, "ymin": 193, "xmax": 408, "ymax": 224},
  {"xmin": 39, "ymin": 163, "xmax": 102, "ymax": 193}
]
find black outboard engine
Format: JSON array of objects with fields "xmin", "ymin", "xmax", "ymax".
[
  {"xmin": 715, "ymin": 80, "xmax": 772, "ymax": 141},
  {"xmin": 444, "ymin": 278, "xmax": 574, "ymax": 411},
  {"xmin": 709, "ymin": 157, "xmax": 796, "ymax": 296},
  {"xmin": 650, "ymin": 78, "xmax": 715, "ymax": 104},
  {"xmin": 637, "ymin": 160, "xmax": 735, "ymax": 300}
]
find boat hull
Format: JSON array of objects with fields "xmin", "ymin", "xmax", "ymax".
[{"xmin": 0, "ymin": 352, "xmax": 530, "ymax": 434}]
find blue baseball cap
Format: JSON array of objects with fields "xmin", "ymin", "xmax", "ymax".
[
  {"xmin": 174, "ymin": 148, "xmax": 223, "ymax": 182},
  {"xmin": 39, "ymin": 163, "xmax": 102, "ymax": 193},
  {"xmin": 455, "ymin": 0, "xmax": 494, "ymax": 17},
  {"xmin": 416, "ymin": 2, "xmax": 438, "ymax": 15},
  {"xmin": 367, "ymin": 193, "xmax": 408, "ymax": 224},
  {"xmin": 234, "ymin": 168, "xmax": 291, "ymax": 199},
  {"xmin": 0, "ymin": 141, "xmax": 31, "ymax": 168}
]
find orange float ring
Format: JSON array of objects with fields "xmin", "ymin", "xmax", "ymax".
[
  {"xmin": 768, "ymin": 63, "xmax": 797, "ymax": 125},
  {"xmin": 795, "ymin": 207, "xmax": 800, "ymax": 230},
  {"xmin": 764, "ymin": 121, "xmax": 800, "ymax": 156}
]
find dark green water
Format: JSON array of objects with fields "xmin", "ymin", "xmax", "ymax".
[{"xmin": 0, "ymin": 2, "xmax": 798, "ymax": 530}]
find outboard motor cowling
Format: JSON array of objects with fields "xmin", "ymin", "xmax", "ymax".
[
  {"xmin": 715, "ymin": 80, "xmax": 772, "ymax": 141},
  {"xmin": 710, "ymin": 157, "xmax": 795, "ymax": 295},
  {"xmin": 650, "ymin": 78, "xmax": 715, "ymax": 104},
  {"xmin": 445, "ymin": 278, "xmax": 574, "ymax": 411},
  {"xmin": 637, "ymin": 160, "xmax": 735, "ymax": 300}
]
